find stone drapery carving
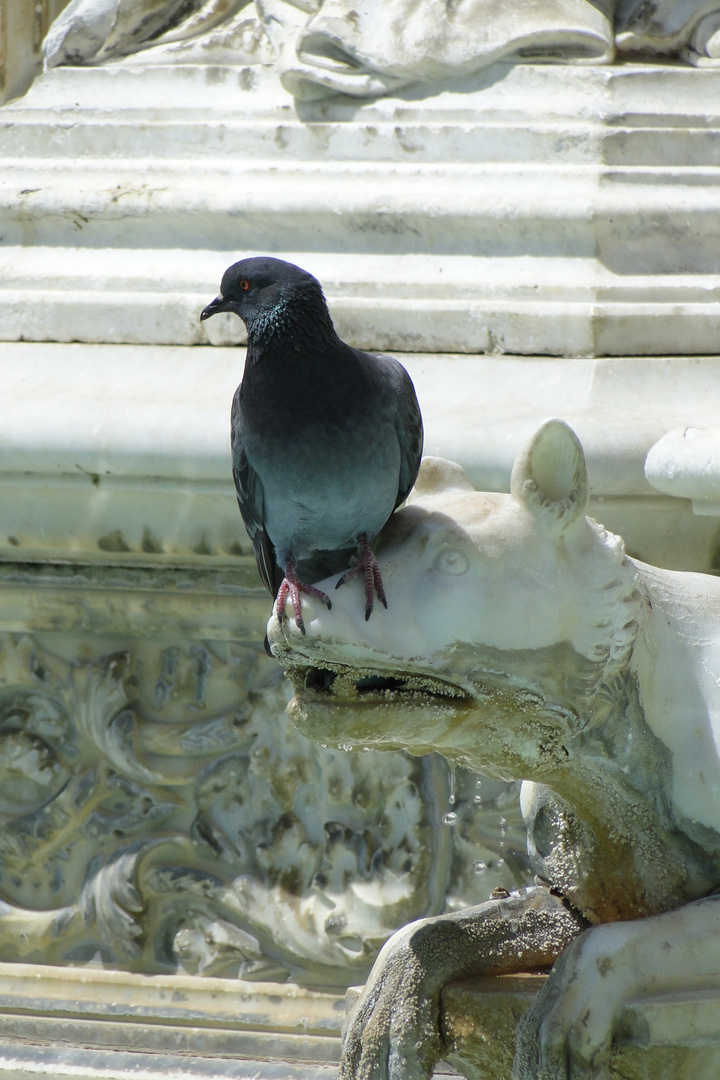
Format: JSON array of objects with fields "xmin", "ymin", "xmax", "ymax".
[
  {"xmin": 43, "ymin": 0, "xmax": 720, "ymax": 100},
  {"xmin": 0, "ymin": 563, "xmax": 529, "ymax": 984}
]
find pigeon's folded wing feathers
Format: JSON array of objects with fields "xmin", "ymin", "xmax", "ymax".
[
  {"xmin": 395, "ymin": 382, "xmax": 424, "ymax": 509},
  {"xmin": 232, "ymin": 438, "xmax": 282, "ymax": 596},
  {"xmin": 368, "ymin": 353, "xmax": 424, "ymax": 509}
]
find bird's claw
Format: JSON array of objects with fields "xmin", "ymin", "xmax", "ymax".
[
  {"xmin": 336, "ymin": 535, "xmax": 387, "ymax": 619},
  {"xmin": 276, "ymin": 567, "xmax": 331, "ymax": 634}
]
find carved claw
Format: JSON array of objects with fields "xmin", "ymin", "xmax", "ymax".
[
  {"xmin": 276, "ymin": 564, "xmax": 331, "ymax": 634},
  {"xmin": 335, "ymin": 534, "xmax": 387, "ymax": 620}
]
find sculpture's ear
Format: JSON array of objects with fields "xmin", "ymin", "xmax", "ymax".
[
  {"xmin": 510, "ymin": 419, "xmax": 588, "ymax": 531},
  {"xmin": 408, "ymin": 456, "xmax": 475, "ymax": 501}
]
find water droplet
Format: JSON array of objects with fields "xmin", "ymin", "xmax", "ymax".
[
  {"xmin": 448, "ymin": 762, "xmax": 456, "ymax": 807},
  {"xmin": 339, "ymin": 742, "xmax": 353, "ymax": 752},
  {"xmin": 473, "ymin": 860, "xmax": 486, "ymax": 874},
  {"xmin": 442, "ymin": 811, "xmax": 458, "ymax": 827},
  {"xmin": 496, "ymin": 857, "xmax": 505, "ymax": 868}
]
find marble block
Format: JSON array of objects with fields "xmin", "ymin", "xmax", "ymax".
[{"xmin": 0, "ymin": 961, "xmax": 345, "ymax": 1078}]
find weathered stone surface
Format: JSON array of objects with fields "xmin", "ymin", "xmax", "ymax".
[
  {"xmin": 271, "ymin": 424, "xmax": 720, "ymax": 1079},
  {"xmin": 441, "ymin": 975, "xmax": 720, "ymax": 1080},
  {"xmin": 441, "ymin": 975, "xmax": 548, "ymax": 1080},
  {"xmin": 0, "ymin": 0, "xmax": 69, "ymax": 105},
  {"xmin": 0, "ymin": 960, "xmax": 345, "ymax": 1076},
  {"xmin": 0, "ymin": 561, "xmax": 530, "ymax": 984},
  {"xmin": 646, "ymin": 426, "xmax": 720, "ymax": 515},
  {"xmin": 39, "ymin": 0, "xmax": 720, "ymax": 101},
  {"xmin": 2, "ymin": 64, "xmax": 720, "ymax": 355}
]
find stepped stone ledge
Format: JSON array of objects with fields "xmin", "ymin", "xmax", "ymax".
[{"xmin": 1, "ymin": 62, "xmax": 720, "ymax": 353}]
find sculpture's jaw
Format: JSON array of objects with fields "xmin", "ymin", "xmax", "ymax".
[
  {"xmin": 284, "ymin": 657, "xmax": 476, "ymax": 758},
  {"xmin": 270, "ymin": 610, "xmax": 589, "ymax": 780}
]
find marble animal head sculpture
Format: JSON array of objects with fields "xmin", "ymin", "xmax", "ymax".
[{"xmin": 268, "ymin": 418, "xmax": 720, "ymax": 1080}]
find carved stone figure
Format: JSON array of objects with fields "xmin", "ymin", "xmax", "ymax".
[
  {"xmin": 268, "ymin": 419, "xmax": 720, "ymax": 1078},
  {"xmin": 43, "ymin": 0, "xmax": 720, "ymax": 100}
]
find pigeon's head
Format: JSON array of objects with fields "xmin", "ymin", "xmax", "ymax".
[{"xmin": 200, "ymin": 257, "xmax": 333, "ymax": 343}]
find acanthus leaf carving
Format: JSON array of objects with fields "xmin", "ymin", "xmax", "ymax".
[{"xmin": 0, "ymin": 622, "xmax": 529, "ymax": 983}]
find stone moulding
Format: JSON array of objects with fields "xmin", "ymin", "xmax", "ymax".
[
  {"xmin": 2, "ymin": 343, "xmax": 720, "ymax": 575},
  {"xmin": 1, "ymin": 62, "xmax": 720, "ymax": 355},
  {"xmin": 0, "ymin": 961, "xmax": 716, "ymax": 1078},
  {"xmin": 0, "ymin": 960, "xmax": 344, "ymax": 1077}
]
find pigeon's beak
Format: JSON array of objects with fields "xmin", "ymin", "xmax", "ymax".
[{"xmin": 200, "ymin": 295, "xmax": 228, "ymax": 321}]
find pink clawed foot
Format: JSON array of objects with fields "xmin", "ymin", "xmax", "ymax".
[
  {"xmin": 275, "ymin": 563, "xmax": 331, "ymax": 635},
  {"xmin": 335, "ymin": 534, "xmax": 388, "ymax": 621}
]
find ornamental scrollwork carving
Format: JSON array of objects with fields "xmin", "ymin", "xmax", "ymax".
[{"xmin": 0, "ymin": 631, "xmax": 529, "ymax": 984}]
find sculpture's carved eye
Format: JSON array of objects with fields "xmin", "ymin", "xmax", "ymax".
[
  {"xmin": 433, "ymin": 547, "xmax": 469, "ymax": 576},
  {"xmin": 239, "ymin": 278, "xmax": 250, "ymax": 291}
]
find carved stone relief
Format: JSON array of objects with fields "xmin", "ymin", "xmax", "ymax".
[
  {"xmin": 0, "ymin": 563, "xmax": 530, "ymax": 984},
  {"xmin": 42, "ymin": 0, "xmax": 720, "ymax": 100}
]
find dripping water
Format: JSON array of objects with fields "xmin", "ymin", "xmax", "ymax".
[{"xmin": 442, "ymin": 761, "xmax": 458, "ymax": 826}]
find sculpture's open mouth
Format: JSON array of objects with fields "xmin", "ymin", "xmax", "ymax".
[
  {"xmin": 284, "ymin": 658, "xmax": 479, "ymax": 759},
  {"xmin": 287, "ymin": 661, "xmax": 473, "ymax": 706},
  {"xmin": 283, "ymin": 653, "xmax": 569, "ymax": 768}
]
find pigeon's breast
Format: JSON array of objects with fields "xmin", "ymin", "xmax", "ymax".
[{"xmin": 246, "ymin": 411, "xmax": 401, "ymax": 561}]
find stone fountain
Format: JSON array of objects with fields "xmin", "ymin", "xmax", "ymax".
[{"xmin": 1, "ymin": 0, "xmax": 720, "ymax": 1076}]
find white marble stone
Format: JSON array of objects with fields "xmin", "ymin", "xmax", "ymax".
[
  {"xmin": 2, "ymin": 63, "xmax": 720, "ymax": 354},
  {"xmin": 38, "ymin": 0, "xmax": 720, "ymax": 102},
  {"xmin": 1, "ymin": 16, "xmax": 720, "ymax": 1075},
  {"xmin": 646, "ymin": 426, "xmax": 720, "ymax": 515},
  {"xmin": 268, "ymin": 420, "xmax": 720, "ymax": 1079},
  {"xmin": 2, "ymin": 342, "xmax": 719, "ymax": 575}
]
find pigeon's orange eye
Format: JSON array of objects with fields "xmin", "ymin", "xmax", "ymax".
[{"xmin": 239, "ymin": 278, "xmax": 250, "ymax": 291}]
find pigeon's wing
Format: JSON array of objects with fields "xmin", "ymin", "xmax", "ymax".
[
  {"xmin": 394, "ymin": 373, "xmax": 424, "ymax": 507},
  {"xmin": 232, "ymin": 448, "xmax": 282, "ymax": 596},
  {"xmin": 231, "ymin": 407, "xmax": 282, "ymax": 597},
  {"xmin": 370, "ymin": 353, "xmax": 424, "ymax": 508}
]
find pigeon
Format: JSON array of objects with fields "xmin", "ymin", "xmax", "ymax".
[{"xmin": 200, "ymin": 256, "xmax": 424, "ymax": 634}]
